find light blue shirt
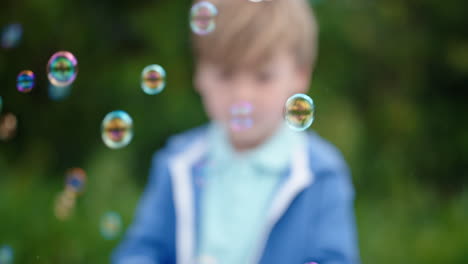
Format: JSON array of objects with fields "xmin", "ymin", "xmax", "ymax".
[{"xmin": 197, "ymin": 123, "xmax": 300, "ymax": 264}]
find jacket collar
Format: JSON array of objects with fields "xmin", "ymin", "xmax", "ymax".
[{"xmin": 168, "ymin": 128, "xmax": 314, "ymax": 264}]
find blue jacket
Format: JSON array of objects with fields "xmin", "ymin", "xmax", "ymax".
[{"xmin": 112, "ymin": 126, "xmax": 360, "ymax": 264}]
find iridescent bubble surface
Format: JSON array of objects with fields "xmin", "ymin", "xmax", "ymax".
[
  {"xmin": 47, "ymin": 51, "xmax": 78, "ymax": 87},
  {"xmin": 284, "ymin": 94, "xmax": 315, "ymax": 131},
  {"xmin": 141, "ymin": 64, "xmax": 166, "ymax": 95},
  {"xmin": 100, "ymin": 211, "xmax": 122, "ymax": 240},
  {"xmin": 17, "ymin": 70, "xmax": 35, "ymax": 93},
  {"xmin": 101, "ymin": 110, "xmax": 133, "ymax": 149},
  {"xmin": 1, "ymin": 23, "xmax": 22, "ymax": 49},
  {"xmin": 229, "ymin": 101, "xmax": 254, "ymax": 132},
  {"xmin": 0, "ymin": 245, "xmax": 13, "ymax": 264},
  {"xmin": 0, "ymin": 96, "xmax": 3, "ymax": 114},
  {"xmin": 190, "ymin": 1, "xmax": 218, "ymax": 35},
  {"xmin": 65, "ymin": 168, "xmax": 87, "ymax": 195}
]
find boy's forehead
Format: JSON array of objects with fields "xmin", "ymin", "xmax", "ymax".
[
  {"xmin": 200, "ymin": 47, "xmax": 296, "ymax": 72},
  {"xmin": 198, "ymin": 47, "xmax": 295, "ymax": 71}
]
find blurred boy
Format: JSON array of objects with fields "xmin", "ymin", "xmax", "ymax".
[{"xmin": 113, "ymin": 0, "xmax": 359, "ymax": 263}]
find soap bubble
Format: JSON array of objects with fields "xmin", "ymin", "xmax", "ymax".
[
  {"xmin": 101, "ymin": 110, "xmax": 133, "ymax": 149},
  {"xmin": 284, "ymin": 94, "xmax": 315, "ymax": 131},
  {"xmin": 65, "ymin": 168, "xmax": 87, "ymax": 195},
  {"xmin": 17, "ymin": 70, "xmax": 35, "ymax": 93},
  {"xmin": 1, "ymin": 23, "xmax": 22, "ymax": 49},
  {"xmin": 0, "ymin": 96, "xmax": 3, "ymax": 114},
  {"xmin": 47, "ymin": 51, "xmax": 78, "ymax": 87},
  {"xmin": 190, "ymin": 1, "xmax": 218, "ymax": 35},
  {"xmin": 141, "ymin": 64, "xmax": 166, "ymax": 95},
  {"xmin": 0, "ymin": 113, "xmax": 17, "ymax": 141},
  {"xmin": 229, "ymin": 101, "xmax": 254, "ymax": 132},
  {"xmin": 54, "ymin": 189, "xmax": 76, "ymax": 221},
  {"xmin": 100, "ymin": 211, "xmax": 123, "ymax": 240},
  {"xmin": 0, "ymin": 245, "xmax": 13, "ymax": 264}
]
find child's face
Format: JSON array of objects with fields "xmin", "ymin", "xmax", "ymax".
[{"xmin": 195, "ymin": 50, "xmax": 310, "ymax": 151}]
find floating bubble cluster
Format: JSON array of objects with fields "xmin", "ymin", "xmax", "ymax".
[
  {"xmin": 284, "ymin": 94, "xmax": 315, "ymax": 131},
  {"xmin": 101, "ymin": 110, "xmax": 134, "ymax": 149},
  {"xmin": 141, "ymin": 64, "xmax": 166, "ymax": 95},
  {"xmin": 17, "ymin": 70, "xmax": 35, "ymax": 93},
  {"xmin": 47, "ymin": 51, "xmax": 78, "ymax": 87},
  {"xmin": 100, "ymin": 211, "xmax": 123, "ymax": 240},
  {"xmin": 1, "ymin": 23, "xmax": 22, "ymax": 49},
  {"xmin": 0, "ymin": 245, "xmax": 13, "ymax": 264},
  {"xmin": 0, "ymin": 113, "xmax": 17, "ymax": 141},
  {"xmin": 190, "ymin": 1, "xmax": 218, "ymax": 35},
  {"xmin": 54, "ymin": 168, "xmax": 87, "ymax": 221},
  {"xmin": 229, "ymin": 101, "xmax": 254, "ymax": 132}
]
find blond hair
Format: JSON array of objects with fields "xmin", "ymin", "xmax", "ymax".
[{"xmin": 192, "ymin": 0, "xmax": 318, "ymax": 71}]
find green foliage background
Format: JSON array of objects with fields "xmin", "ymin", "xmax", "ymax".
[{"xmin": 1, "ymin": 0, "xmax": 467, "ymax": 263}]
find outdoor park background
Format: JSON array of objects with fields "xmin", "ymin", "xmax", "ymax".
[{"xmin": 1, "ymin": 0, "xmax": 467, "ymax": 263}]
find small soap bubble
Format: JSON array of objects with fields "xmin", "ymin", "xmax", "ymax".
[
  {"xmin": 190, "ymin": 1, "xmax": 218, "ymax": 35},
  {"xmin": 1, "ymin": 23, "xmax": 22, "ymax": 49},
  {"xmin": 17, "ymin": 70, "xmax": 35, "ymax": 93},
  {"xmin": 284, "ymin": 94, "xmax": 315, "ymax": 131},
  {"xmin": 0, "ymin": 245, "xmax": 14, "ymax": 264},
  {"xmin": 0, "ymin": 113, "xmax": 17, "ymax": 141},
  {"xmin": 47, "ymin": 51, "xmax": 78, "ymax": 87},
  {"xmin": 65, "ymin": 168, "xmax": 87, "ymax": 195},
  {"xmin": 100, "ymin": 211, "xmax": 123, "ymax": 240},
  {"xmin": 141, "ymin": 64, "xmax": 166, "ymax": 95},
  {"xmin": 54, "ymin": 189, "xmax": 76, "ymax": 221},
  {"xmin": 101, "ymin": 110, "xmax": 133, "ymax": 149},
  {"xmin": 0, "ymin": 96, "xmax": 3, "ymax": 114},
  {"xmin": 229, "ymin": 101, "xmax": 254, "ymax": 132}
]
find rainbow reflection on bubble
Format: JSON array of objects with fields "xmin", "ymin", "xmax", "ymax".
[
  {"xmin": 100, "ymin": 211, "xmax": 123, "ymax": 240},
  {"xmin": 47, "ymin": 51, "xmax": 78, "ymax": 87},
  {"xmin": 141, "ymin": 64, "xmax": 166, "ymax": 95},
  {"xmin": 17, "ymin": 70, "xmax": 35, "ymax": 93},
  {"xmin": 284, "ymin": 94, "xmax": 315, "ymax": 131},
  {"xmin": 101, "ymin": 110, "xmax": 133, "ymax": 149},
  {"xmin": 229, "ymin": 101, "xmax": 254, "ymax": 132},
  {"xmin": 65, "ymin": 168, "xmax": 87, "ymax": 195},
  {"xmin": 190, "ymin": 1, "xmax": 218, "ymax": 35},
  {"xmin": 1, "ymin": 23, "xmax": 22, "ymax": 49},
  {"xmin": 0, "ymin": 245, "xmax": 13, "ymax": 264}
]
